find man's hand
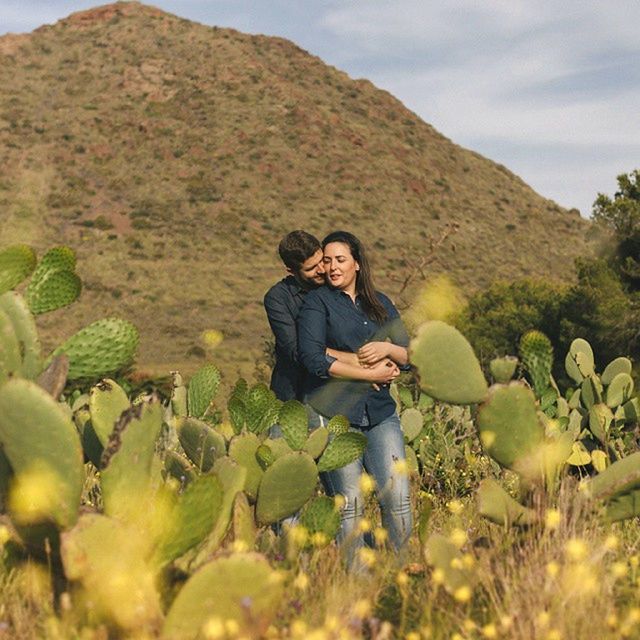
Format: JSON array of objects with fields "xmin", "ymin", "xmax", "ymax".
[{"xmin": 358, "ymin": 341, "xmax": 392, "ymax": 366}]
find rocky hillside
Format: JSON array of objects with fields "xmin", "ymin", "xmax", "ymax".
[{"xmin": 0, "ymin": 2, "xmax": 591, "ymax": 379}]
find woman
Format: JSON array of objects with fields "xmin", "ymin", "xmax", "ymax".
[{"xmin": 297, "ymin": 231, "xmax": 412, "ymax": 566}]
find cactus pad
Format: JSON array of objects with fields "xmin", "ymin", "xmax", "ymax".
[
  {"xmin": 0, "ymin": 378, "xmax": 83, "ymax": 528},
  {"xmin": 187, "ymin": 364, "xmax": 221, "ymax": 419},
  {"xmin": 602, "ymin": 357, "xmax": 633, "ymax": 385},
  {"xmin": 163, "ymin": 553, "xmax": 284, "ymax": 639},
  {"xmin": 30, "ymin": 246, "xmax": 76, "ymax": 282},
  {"xmin": 565, "ymin": 338, "xmax": 595, "ymax": 383},
  {"xmin": 424, "ymin": 533, "xmax": 475, "ymax": 596},
  {"xmin": 584, "ymin": 452, "xmax": 640, "ymax": 500},
  {"xmin": 100, "ymin": 399, "xmax": 163, "ymax": 522},
  {"xmin": 326, "ymin": 414, "xmax": 350, "ymax": 436},
  {"xmin": 299, "ymin": 496, "xmax": 341, "ymax": 546},
  {"xmin": 178, "ymin": 417, "xmax": 226, "ymax": 472},
  {"xmin": 89, "ymin": 378, "xmax": 131, "ymax": 446},
  {"xmin": 519, "ymin": 330, "xmax": 553, "ymax": 397},
  {"xmin": 50, "ymin": 317, "xmax": 139, "ymax": 381},
  {"xmin": 304, "ymin": 426, "xmax": 329, "ymax": 459},
  {"xmin": 25, "ymin": 269, "xmax": 81, "ymax": 315},
  {"xmin": 605, "ymin": 373, "xmax": 634, "ymax": 408},
  {"xmin": 400, "ymin": 408, "xmax": 423, "ymax": 442},
  {"xmin": 0, "ymin": 244, "xmax": 36, "ymax": 294},
  {"xmin": 0, "ymin": 307, "xmax": 21, "ymax": 384},
  {"xmin": 477, "ymin": 478, "xmax": 537, "ymax": 526},
  {"xmin": 151, "ymin": 475, "xmax": 223, "ymax": 567},
  {"xmin": 489, "ymin": 356, "xmax": 518, "ymax": 384},
  {"xmin": 0, "ymin": 292, "xmax": 41, "ymax": 379},
  {"xmin": 410, "ymin": 321, "xmax": 488, "ymax": 404},
  {"xmin": 256, "ymin": 452, "xmax": 318, "ymax": 524},
  {"xmin": 476, "ymin": 383, "xmax": 544, "ymax": 470},
  {"xmin": 277, "ymin": 400, "xmax": 309, "ymax": 450},
  {"xmin": 317, "ymin": 432, "xmax": 367, "ymax": 473},
  {"xmin": 229, "ymin": 432, "xmax": 264, "ymax": 499},
  {"xmin": 61, "ymin": 513, "xmax": 162, "ymax": 631}
]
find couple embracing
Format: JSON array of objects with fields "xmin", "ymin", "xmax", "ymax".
[{"xmin": 264, "ymin": 230, "xmax": 412, "ymax": 565}]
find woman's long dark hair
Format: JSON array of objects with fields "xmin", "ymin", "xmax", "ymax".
[{"xmin": 322, "ymin": 231, "xmax": 388, "ymax": 324}]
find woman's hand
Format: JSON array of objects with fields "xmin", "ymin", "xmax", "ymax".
[
  {"xmin": 366, "ymin": 358, "xmax": 400, "ymax": 384},
  {"xmin": 358, "ymin": 341, "xmax": 392, "ymax": 366}
]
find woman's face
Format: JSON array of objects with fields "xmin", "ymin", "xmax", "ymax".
[{"xmin": 323, "ymin": 241, "xmax": 359, "ymax": 291}]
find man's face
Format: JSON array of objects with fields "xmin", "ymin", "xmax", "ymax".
[{"xmin": 292, "ymin": 249, "xmax": 326, "ymax": 287}]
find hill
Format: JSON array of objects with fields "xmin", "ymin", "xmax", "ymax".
[{"xmin": 0, "ymin": 2, "xmax": 592, "ymax": 381}]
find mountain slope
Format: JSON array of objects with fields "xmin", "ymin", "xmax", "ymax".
[{"xmin": 0, "ymin": 2, "xmax": 591, "ymax": 378}]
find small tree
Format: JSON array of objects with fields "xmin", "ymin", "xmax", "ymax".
[{"xmin": 592, "ymin": 169, "xmax": 640, "ymax": 290}]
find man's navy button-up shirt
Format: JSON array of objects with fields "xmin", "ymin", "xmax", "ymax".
[
  {"xmin": 263, "ymin": 275, "xmax": 310, "ymax": 402},
  {"xmin": 297, "ymin": 286, "xmax": 410, "ymax": 425}
]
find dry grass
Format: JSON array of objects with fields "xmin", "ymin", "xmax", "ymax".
[{"xmin": 3, "ymin": 474, "xmax": 640, "ymax": 639}]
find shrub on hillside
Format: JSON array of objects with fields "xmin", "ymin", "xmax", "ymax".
[{"xmin": 454, "ymin": 278, "xmax": 567, "ymax": 367}]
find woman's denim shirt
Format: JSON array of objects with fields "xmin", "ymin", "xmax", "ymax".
[{"xmin": 297, "ymin": 286, "xmax": 410, "ymax": 426}]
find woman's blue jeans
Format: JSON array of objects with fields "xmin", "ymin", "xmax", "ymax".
[{"xmin": 310, "ymin": 409, "xmax": 413, "ymax": 566}]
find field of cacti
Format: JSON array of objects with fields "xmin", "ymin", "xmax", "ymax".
[{"xmin": 2, "ymin": 244, "xmax": 640, "ymax": 640}]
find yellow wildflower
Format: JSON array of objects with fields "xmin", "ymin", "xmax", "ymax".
[
  {"xmin": 544, "ymin": 509, "xmax": 561, "ymax": 530},
  {"xmin": 293, "ymin": 572, "xmax": 309, "ymax": 591},
  {"xmin": 453, "ymin": 585, "xmax": 472, "ymax": 602},
  {"xmin": 352, "ymin": 599, "xmax": 372, "ymax": 619},
  {"xmin": 373, "ymin": 527, "xmax": 388, "ymax": 545},
  {"xmin": 565, "ymin": 538, "xmax": 587, "ymax": 561},
  {"xmin": 358, "ymin": 547, "xmax": 377, "ymax": 568},
  {"xmin": 482, "ymin": 623, "xmax": 498, "ymax": 638},
  {"xmin": 447, "ymin": 499, "xmax": 464, "ymax": 515},
  {"xmin": 359, "ymin": 473, "xmax": 376, "ymax": 494},
  {"xmin": 449, "ymin": 528, "xmax": 467, "ymax": 548},
  {"xmin": 202, "ymin": 617, "xmax": 225, "ymax": 640}
]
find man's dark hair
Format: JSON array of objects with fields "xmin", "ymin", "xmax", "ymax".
[{"xmin": 278, "ymin": 230, "xmax": 321, "ymax": 271}]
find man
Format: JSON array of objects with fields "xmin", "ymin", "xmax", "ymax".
[{"xmin": 264, "ymin": 230, "xmax": 326, "ymax": 402}]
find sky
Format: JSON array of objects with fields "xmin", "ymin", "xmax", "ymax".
[{"xmin": 1, "ymin": 1, "xmax": 639, "ymax": 217}]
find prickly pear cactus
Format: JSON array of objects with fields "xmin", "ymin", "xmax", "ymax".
[
  {"xmin": 61, "ymin": 513, "xmax": 162, "ymax": 631},
  {"xmin": 410, "ymin": 321, "xmax": 488, "ymax": 404},
  {"xmin": 187, "ymin": 363, "xmax": 221, "ymax": 419},
  {"xmin": 299, "ymin": 496, "xmax": 341, "ymax": 546},
  {"xmin": 100, "ymin": 399, "xmax": 163, "ymax": 523},
  {"xmin": 25, "ymin": 269, "xmax": 81, "ymax": 315},
  {"xmin": 245, "ymin": 383, "xmax": 281, "ymax": 434},
  {"xmin": 304, "ymin": 426, "xmax": 329, "ymax": 459},
  {"xmin": 0, "ymin": 292, "xmax": 41, "ymax": 379},
  {"xmin": 89, "ymin": 378, "xmax": 131, "ymax": 446},
  {"xmin": 400, "ymin": 408, "xmax": 423, "ymax": 442},
  {"xmin": 0, "ymin": 378, "xmax": 84, "ymax": 529},
  {"xmin": 518, "ymin": 330, "xmax": 553, "ymax": 398},
  {"xmin": 163, "ymin": 553, "xmax": 284, "ymax": 640},
  {"xmin": 565, "ymin": 338, "xmax": 595, "ymax": 383},
  {"xmin": 189, "ymin": 457, "xmax": 247, "ymax": 567},
  {"xmin": 277, "ymin": 400, "xmax": 309, "ymax": 450},
  {"xmin": 317, "ymin": 432, "xmax": 367, "ymax": 473},
  {"xmin": 229, "ymin": 432, "xmax": 264, "ymax": 499},
  {"xmin": 0, "ymin": 244, "xmax": 36, "ymax": 294},
  {"xmin": 0, "ymin": 307, "xmax": 21, "ymax": 384},
  {"xmin": 326, "ymin": 414, "xmax": 350, "ymax": 436},
  {"xmin": 178, "ymin": 417, "xmax": 226, "ymax": 472},
  {"xmin": 424, "ymin": 533, "xmax": 476, "ymax": 598},
  {"xmin": 256, "ymin": 452, "xmax": 318, "ymax": 525},
  {"xmin": 476, "ymin": 383, "xmax": 544, "ymax": 470},
  {"xmin": 49, "ymin": 317, "xmax": 139, "ymax": 381},
  {"xmin": 477, "ymin": 478, "xmax": 537, "ymax": 527},
  {"xmin": 151, "ymin": 475, "xmax": 224, "ymax": 567},
  {"xmin": 489, "ymin": 356, "xmax": 518, "ymax": 384}
]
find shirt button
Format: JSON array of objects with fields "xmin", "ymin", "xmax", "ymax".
[{"xmin": 364, "ymin": 321, "xmax": 368, "ymax": 325}]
